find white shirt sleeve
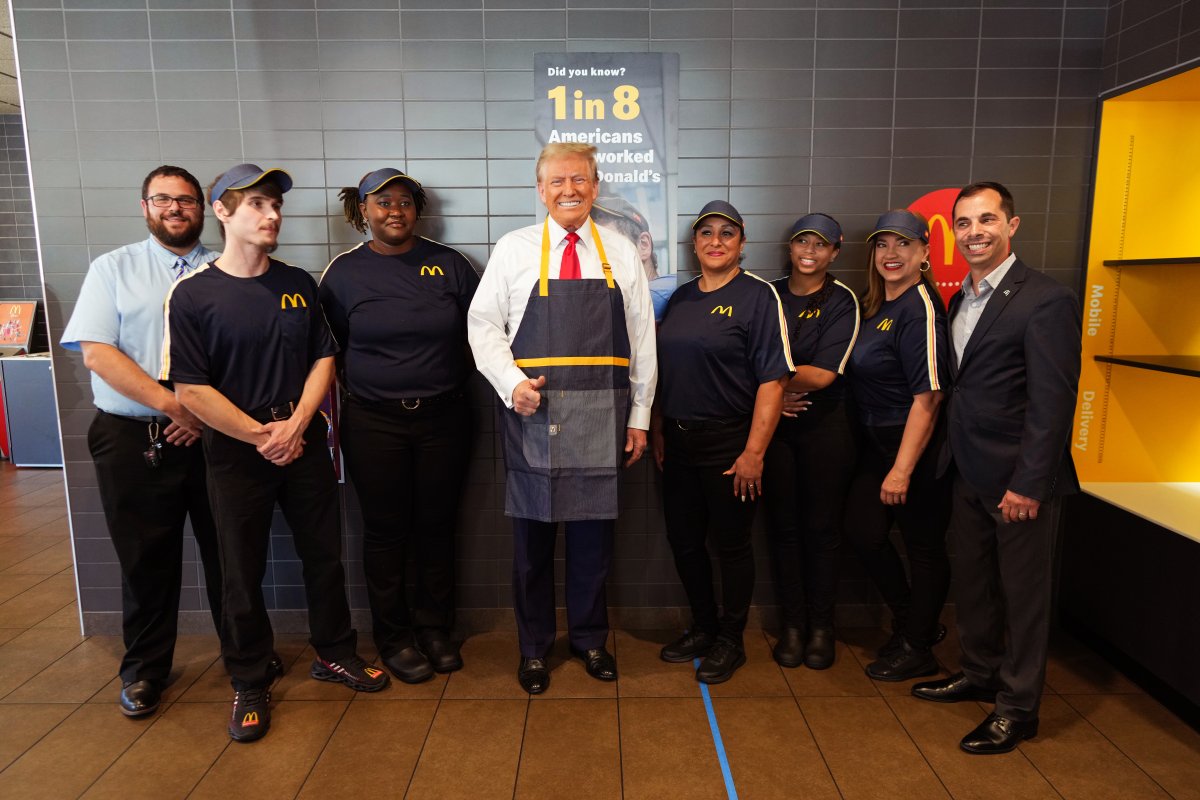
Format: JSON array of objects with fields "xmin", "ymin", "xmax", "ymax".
[
  {"xmin": 612, "ymin": 235, "xmax": 657, "ymax": 430},
  {"xmin": 467, "ymin": 235, "xmax": 530, "ymax": 408}
]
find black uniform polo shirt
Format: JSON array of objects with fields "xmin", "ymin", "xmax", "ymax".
[{"xmin": 771, "ymin": 275, "xmax": 860, "ymax": 403}]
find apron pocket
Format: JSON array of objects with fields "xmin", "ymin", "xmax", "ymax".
[
  {"xmin": 520, "ymin": 419, "xmax": 551, "ymax": 470},
  {"xmin": 547, "ymin": 389, "xmax": 619, "ymax": 470}
]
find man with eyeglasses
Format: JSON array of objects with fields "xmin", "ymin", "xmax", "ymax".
[{"xmin": 61, "ymin": 165, "xmax": 224, "ymax": 718}]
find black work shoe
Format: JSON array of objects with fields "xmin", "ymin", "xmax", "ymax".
[
  {"xmin": 912, "ymin": 672, "xmax": 998, "ymax": 704},
  {"xmin": 879, "ymin": 622, "xmax": 946, "ymax": 659},
  {"xmin": 696, "ymin": 639, "xmax": 746, "ymax": 684},
  {"xmin": 417, "ymin": 632, "xmax": 464, "ymax": 673},
  {"xmin": 773, "ymin": 627, "xmax": 805, "ymax": 668},
  {"xmin": 119, "ymin": 680, "xmax": 162, "ymax": 717},
  {"xmin": 866, "ymin": 639, "xmax": 938, "ymax": 682},
  {"xmin": 517, "ymin": 656, "xmax": 550, "ymax": 694},
  {"xmin": 960, "ymin": 713, "xmax": 1038, "ymax": 755},
  {"xmin": 310, "ymin": 654, "xmax": 391, "ymax": 692},
  {"xmin": 661, "ymin": 630, "xmax": 716, "ymax": 663},
  {"xmin": 229, "ymin": 685, "xmax": 271, "ymax": 742},
  {"xmin": 382, "ymin": 646, "xmax": 435, "ymax": 684},
  {"xmin": 572, "ymin": 646, "xmax": 617, "ymax": 681},
  {"xmin": 267, "ymin": 652, "xmax": 286, "ymax": 683},
  {"xmin": 804, "ymin": 627, "xmax": 836, "ymax": 670}
]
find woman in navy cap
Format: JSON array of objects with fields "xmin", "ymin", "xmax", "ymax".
[
  {"xmin": 651, "ymin": 200, "xmax": 794, "ymax": 684},
  {"xmin": 845, "ymin": 209, "xmax": 951, "ymax": 682},
  {"xmin": 763, "ymin": 213, "xmax": 860, "ymax": 669},
  {"xmin": 318, "ymin": 168, "xmax": 479, "ymax": 683}
]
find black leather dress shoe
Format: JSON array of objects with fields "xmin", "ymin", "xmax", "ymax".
[
  {"xmin": 804, "ymin": 627, "xmax": 836, "ymax": 670},
  {"xmin": 572, "ymin": 646, "xmax": 617, "ymax": 681},
  {"xmin": 773, "ymin": 627, "xmax": 804, "ymax": 668},
  {"xmin": 119, "ymin": 680, "xmax": 162, "ymax": 717},
  {"xmin": 912, "ymin": 672, "xmax": 997, "ymax": 704},
  {"xmin": 696, "ymin": 640, "xmax": 746, "ymax": 684},
  {"xmin": 383, "ymin": 646, "xmax": 435, "ymax": 684},
  {"xmin": 960, "ymin": 712, "xmax": 1038, "ymax": 755},
  {"xmin": 661, "ymin": 630, "xmax": 716, "ymax": 663},
  {"xmin": 418, "ymin": 633, "xmax": 464, "ymax": 673},
  {"xmin": 880, "ymin": 622, "xmax": 946, "ymax": 659},
  {"xmin": 865, "ymin": 639, "xmax": 938, "ymax": 682},
  {"xmin": 518, "ymin": 657, "xmax": 550, "ymax": 694}
]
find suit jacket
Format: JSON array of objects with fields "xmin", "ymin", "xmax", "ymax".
[{"xmin": 942, "ymin": 258, "xmax": 1082, "ymax": 504}]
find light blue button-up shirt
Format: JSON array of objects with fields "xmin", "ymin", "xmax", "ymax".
[
  {"xmin": 60, "ymin": 236, "xmax": 218, "ymax": 416},
  {"xmin": 951, "ymin": 253, "xmax": 1016, "ymax": 366}
]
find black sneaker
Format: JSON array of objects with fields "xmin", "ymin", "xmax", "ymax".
[
  {"xmin": 229, "ymin": 685, "xmax": 271, "ymax": 742},
  {"xmin": 310, "ymin": 654, "xmax": 391, "ymax": 692},
  {"xmin": 660, "ymin": 630, "xmax": 716, "ymax": 663},
  {"xmin": 866, "ymin": 639, "xmax": 938, "ymax": 682},
  {"xmin": 267, "ymin": 652, "xmax": 286, "ymax": 683},
  {"xmin": 696, "ymin": 639, "xmax": 746, "ymax": 684}
]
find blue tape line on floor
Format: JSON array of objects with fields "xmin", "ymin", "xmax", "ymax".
[{"xmin": 694, "ymin": 657, "xmax": 739, "ymax": 800}]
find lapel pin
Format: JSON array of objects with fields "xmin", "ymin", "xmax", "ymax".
[{"xmin": 1003, "ymin": 289, "xmax": 1011, "ymax": 296}]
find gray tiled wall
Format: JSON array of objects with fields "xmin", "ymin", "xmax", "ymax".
[
  {"xmin": 1101, "ymin": 0, "xmax": 1199, "ymax": 90},
  {"xmin": 13, "ymin": 0, "xmax": 1107, "ymax": 635}
]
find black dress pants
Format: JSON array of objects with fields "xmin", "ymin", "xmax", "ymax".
[
  {"xmin": 88, "ymin": 411, "xmax": 222, "ymax": 685},
  {"xmin": 951, "ymin": 474, "xmax": 1057, "ymax": 721},
  {"xmin": 762, "ymin": 398, "xmax": 855, "ymax": 630},
  {"xmin": 339, "ymin": 394, "xmax": 472, "ymax": 658},
  {"xmin": 662, "ymin": 419, "xmax": 757, "ymax": 646},
  {"xmin": 203, "ymin": 416, "xmax": 356, "ymax": 690},
  {"xmin": 843, "ymin": 422, "xmax": 951, "ymax": 647}
]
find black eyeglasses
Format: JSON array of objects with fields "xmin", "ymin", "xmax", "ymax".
[{"xmin": 145, "ymin": 194, "xmax": 201, "ymax": 209}]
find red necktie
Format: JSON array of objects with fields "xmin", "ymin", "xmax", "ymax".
[{"xmin": 559, "ymin": 232, "xmax": 581, "ymax": 280}]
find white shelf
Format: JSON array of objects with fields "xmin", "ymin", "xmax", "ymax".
[{"xmin": 1081, "ymin": 482, "xmax": 1200, "ymax": 543}]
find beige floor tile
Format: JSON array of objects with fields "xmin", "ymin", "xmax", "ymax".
[
  {"xmin": 706, "ymin": 632, "xmax": 792, "ymax": 698},
  {"xmin": 3, "ymin": 539, "xmax": 73, "ymax": 575},
  {"xmin": 443, "ymin": 630, "xmax": 532, "ymax": 699},
  {"xmin": 299, "ymin": 699, "xmax": 437, "ymax": 798},
  {"xmin": 0, "ymin": 572, "xmax": 76, "ymax": 628},
  {"xmin": 0, "ymin": 572, "xmax": 47, "ymax": 605},
  {"xmin": 887, "ymin": 696, "xmax": 1059, "ymax": 800},
  {"xmin": 0, "ymin": 535, "xmax": 65, "ymax": 572},
  {"xmin": 1045, "ymin": 639, "xmax": 1144, "ymax": 695},
  {"xmin": 32, "ymin": 601, "xmax": 79, "ymax": 630},
  {"xmin": 0, "ymin": 703, "xmax": 148, "ymax": 799},
  {"xmin": 614, "ymin": 630, "xmax": 703, "ymax": 698},
  {"xmin": 190, "ymin": 700, "xmax": 348, "ymax": 800},
  {"xmin": 407, "ymin": 698, "xmax": 527, "ymax": 800},
  {"xmin": 799, "ymin": 695, "xmax": 950, "ymax": 800},
  {"xmin": 514, "ymin": 699, "xmax": 621, "ymax": 799},
  {"xmin": 620, "ymin": 697, "xmax": 728, "ymax": 800},
  {"xmin": 0, "ymin": 628, "xmax": 22, "ymax": 647},
  {"xmin": 0, "ymin": 702, "xmax": 78, "ymax": 771},
  {"xmin": 1020, "ymin": 695, "xmax": 1170, "ymax": 799},
  {"xmin": 714, "ymin": 696, "xmax": 841, "ymax": 800},
  {"xmin": 0, "ymin": 627, "xmax": 87, "ymax": 698},
  {"xmin": 528, "ymin": 631, "xmax": 618, "ymax": 699},
  {"xmin": 81, "ymin": 701, "xmax": 230, "ymax": 799},
  {"xmin": 4, "ymin": 635, "xmax": 124, "ymax": 704},
  {"xmin": 0, "ymin": 508, "xmax": 68, "ymax": 538},
  {"xmin": 1062, "ymin": 693, "xmax": 1200, "ymax": 799}
]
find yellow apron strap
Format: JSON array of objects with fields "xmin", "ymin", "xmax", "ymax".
[
  {"xmin": 589, "ymin": 219, "xmax": 615, "ymax": 289},
  {"xmin": 539, "ymin": 218, "xmax": 551, "ymax": 297}
]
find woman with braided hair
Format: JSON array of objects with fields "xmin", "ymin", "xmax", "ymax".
[
  {"xmin": 763, "ymin": 214, "xmax": 861, "ymax": 669},
  {"xmin": 318, "ymin": 168, "xmax": 479, "ymax": 683}
]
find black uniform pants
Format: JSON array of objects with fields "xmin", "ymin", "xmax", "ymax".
[
  {"xmin": 951, "ymin": 474, "xmax": 1057, "ymax": 721},
  {"xmin": 88, "ymin": 411, "xmax": 222, "ymax": 685},
  {"xmin": 762, "ymin": 399, "xmax": 855, "ymax": 630},
  {"xmin": 512, "ymin": 518, "xmax": 613, "ymax": 657},
  {"xmin": 203, "ymin": 416, "xmax": 356, "ymax": 690},
  {"xmin": 843, "ymin": 422, "xmax": 951, "ymax": 648},
  {"xmin": 662, "ymin": 419, "xmax": 757, "ymax": 646},
  {"xmin": 339, "ymin": 394, "xmax": 472, "ymax": 658}
]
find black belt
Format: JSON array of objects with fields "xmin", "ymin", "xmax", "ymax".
[
  {"xmin": 247, "ymin": 401, "xmax": 297, "ymax": 423},
  {"xmin": 101, "ymin": 410, "xmax": 170, "ymax": 425},
  {"xmin": 348, "ymin": 389, "xmax": 464, "ymax": 411},
  {"xmin": 667, "ymin": 416, "xmax": 746, "ymax": 432}
]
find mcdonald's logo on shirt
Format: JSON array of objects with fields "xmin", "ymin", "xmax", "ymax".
[
  {"xmin": 420, "ymin": 265, "xmax": 444, "ymax": 276},
  {"xmin": 876, "ymin": 318, "xmax": 895, "ymax": 331},
  {"xmin": 798, "ymin": 308, "xmax": 821, "ymax": 320},
  {"xmin": 711, "ymin": 305, "xmax": 733, "ymax": 317},
  {"xmin": 280, "ymin": 293, "xmax": 307, "ymax": 310}
]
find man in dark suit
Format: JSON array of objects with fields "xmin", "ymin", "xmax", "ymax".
[{"xmin": 912, "ymin": 182, "xmax": 1081, "ymax": 754}]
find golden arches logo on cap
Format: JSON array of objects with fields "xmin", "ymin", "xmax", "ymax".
[
  {"xmin": 210, "ymin": 163, "xmax": 293, "ymax": 204},
  {"xmin": 691, "ymin": 200, "xmax": 744, "ymax": 232}
]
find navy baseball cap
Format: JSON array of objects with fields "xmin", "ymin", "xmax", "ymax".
[
  {"xmin": 594, "ymin": 195, "xmax": 650, "ymax": 234},
  {"xmin": 358, "ymin": 168, "xmax": 422, "ymax": 199},
  {"xmin": 790, "ymin": 213, "xmax": 843, "ymax": 245},
  {"xmin": 868, "ymin": 209, "xmax": 929, "ymax": 243},
  {"xmin": 210, "ymin": 163, "xmax": 292, "ymax": 204},
  {"xmin": 691, "ymin": 200, "xmax": 744, "ymax": 231}
]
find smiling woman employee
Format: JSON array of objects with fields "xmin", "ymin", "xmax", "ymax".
[
  {"xmin": 318, "ymin": 168, "xmax": 479, "ymax": 683},
  {"xmin": 652, "ymin": 200, "xmax": 794, "ymax": 684},
  {"xmin": 845, "ymin": 209, "xmax": 951, "ymax": 682}
]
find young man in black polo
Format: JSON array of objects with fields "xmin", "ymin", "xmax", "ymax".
[{"xmin": 163, "ymin": 164, "xmax": 388, "ymax": 742}]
